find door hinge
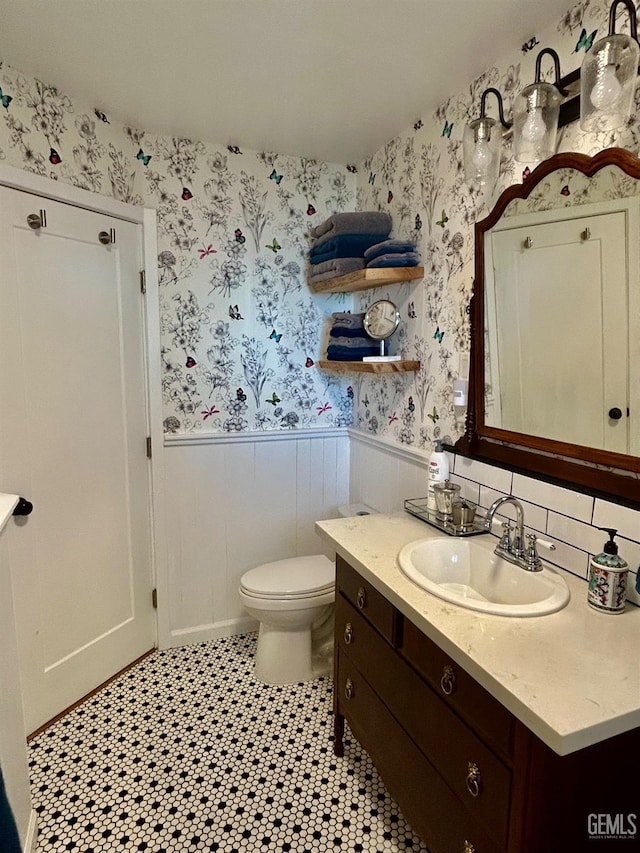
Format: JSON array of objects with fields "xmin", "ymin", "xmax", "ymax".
[
  {"xmin": 152, "ymin": 588, "xmax": 158, "ymax": 609},
  {"xmin": 146, "ymin": 436, "xmax": 152, "ymax": 458},
  {"xmin": 140, "ymin": 270, "xmax": 146, "ymax": 294}
]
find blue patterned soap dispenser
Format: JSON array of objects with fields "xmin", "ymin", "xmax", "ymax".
[{"xmin": 587, "ymin": 528, "xmax": 628, "ymax": 614}]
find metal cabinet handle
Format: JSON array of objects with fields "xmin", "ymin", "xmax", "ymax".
[
  {"xmin": 356, "ymin": 586, "xmax": 367, "ymax": 609},
  {"xmin": 466, "ymin": 762, "xmax": 482, "ymax": 797},
  {"xmin": 344, "ymin": 622, "xmax": 353, "ymax": 645},
  {"xmin": 440, "ymin": 664, "xmax": 456, "ymax": 695},
  {"xmin": 344, "ymin": 677, "xmax": 354, "ymax": 700}
]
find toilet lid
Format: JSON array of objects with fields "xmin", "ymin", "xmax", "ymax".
[{"xmin": 240, "ymin": 555, "xmax": 335, "ymax": 598}]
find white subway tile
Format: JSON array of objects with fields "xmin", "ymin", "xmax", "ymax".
[
  {"xmin": 512, "ymin": 474, "xmax": 594, "ymax": 522},
  {"xmin": 547, "ymin": 513, "xmax": 603, "ymax": 554},
  {"xmin": 539, "ymin": 535, "xmax": 591, "ymax": 580},
  {"xmin": 593, "ymin": 500, "xmax": 640, "ymax": 543},
  {"xmin": 479, "ymin": 487, "xmax": 547, "ymax": 533},
  {"xmin": 453, "ymin": 457, "xmax": 512, "ymax": 493},
  {"xmin": 448, "ymin": 474, "xmax": 480, "ymax": 505}
]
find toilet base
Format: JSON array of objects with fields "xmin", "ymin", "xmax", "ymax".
[{"xmin": 253, "ymin": 606, "xmax": 334, "ymax": 685}]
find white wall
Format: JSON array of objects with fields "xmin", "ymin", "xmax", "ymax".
[{"xmin": 161, "ymin": 429, "xmax": 349, "ymax": 647}]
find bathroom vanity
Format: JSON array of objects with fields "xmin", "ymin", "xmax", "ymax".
[{"xmin": 316, "ymin": 512, "xmax": 640, "ymax": 853}]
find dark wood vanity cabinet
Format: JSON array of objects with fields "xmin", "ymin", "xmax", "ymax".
[{"xmin": 333, "ymin": 556, "xmax": 639, "ymax": 853}]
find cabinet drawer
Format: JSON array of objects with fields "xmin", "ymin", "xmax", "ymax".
[
  {"xmin": 337, "ymin": 652, "xmax": 504, "ymax": 853},
  {"xmin": 336, "ymin": 555, "xmax": 398, "ymax": 644},
  {"xmin": 401, "ymin": 619, "xmax": 514, "ymax": 759},
  {"xmin": 337, "ymin": 596, "xmax": 512, "ymax": 848}
]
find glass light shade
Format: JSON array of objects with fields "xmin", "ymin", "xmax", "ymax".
[
  {"xmin": 580, "ymin": 33, "xmax": 640, "ymax": 131},
  {"xmin": 463, "ymin": 117, "xmax": 502, "ymax": 188},
  {"xmin": 513, "ymin": 82, "xmax": 562, "ymax": 163}
]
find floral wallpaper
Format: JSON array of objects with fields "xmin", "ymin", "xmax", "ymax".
[
  {"xmin": 0, "ymin": 61, "xmax": 356, "ymax": 435},
  {"xmin": 352, "ymin": 0, "xmax": 640, "ymax": 451}
]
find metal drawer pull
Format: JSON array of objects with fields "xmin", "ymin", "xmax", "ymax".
[
  {"xmin": 344, "ymin": 622, "xmax": 353, "ymax": 644},
  {"xmin": 356, "ymin": 586, "xmax": 367, "ymax": 609},
  {"xmin": 27, "ymin": 211, "xmax": 46, "ymax": 229},
  {"xmin": 440, "ymin": 664, "xmax": 456, "ymax": 695},
  {"xmin": 462, "ymin": 842, "xmax": 476, "ymax": 853},
  {"xmin": 466, "ymin": 762, "xmax": 482, "ymax": 797},
  {"xmin": 344, "ymin": 677, "xmax": 354, "ymax": 700}
]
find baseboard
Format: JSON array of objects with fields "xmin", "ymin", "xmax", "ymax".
[
  {"xmin": 24, "ymin": 810, "xmax": 38, "ymax": 853},
  {"xmin": 164, "ymin": 616, "xmax": 258, "ymax": 649}
]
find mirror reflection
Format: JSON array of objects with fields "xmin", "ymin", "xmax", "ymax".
[{"xmin": 483, "ymin": 163, "xmax": 640, "ymax": 457}]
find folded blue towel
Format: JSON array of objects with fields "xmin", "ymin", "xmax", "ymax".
[
  {"xmin": 326, "ymin": 344, "xmax": 380, "ymax": 360},
  {"xmin": 366, "ymin": 252, "xmax": 421, "ymax": 268},
  {"xmin": 310, "ymin": 233, "xmax": 388, "ymax": 264},
  {"xmin": 328, "ymin": 334, "xmax": 374, "ymax": 346},
  {"xmin": 364, "ymin": 239, "xmax": 418, "ymax": 262},
  {"xmin": 330, "ymin": 326, "xmax": 369, "ymax": 339},
  {"xmin": 311, "ymin": 211, "xmax": 391, "ymax": 247}
]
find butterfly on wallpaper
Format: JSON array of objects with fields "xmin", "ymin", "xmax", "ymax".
[
  {"xmin": 317, "ymin": 402, "xmax": 332, "ymax": 415},
  {"xmin": 521, "ymin": 36, "xmax": 540, "ymax": 54},
  {"xmin": 265, "ymin": 238, "xmax": 281, "ymax": 253},
  {"xmin": 0, "ymin": 87, "xmax": 13, "ymax": 109},
  {"xmin": 415, "ymin": 213, "xmax": 423, "ymax": 231},
  {"xmin": 408, "ymin": 396, "xmax": 415, "ymax": 413},
  {"xmin": 434, "ymin": 326, "xmax": 445, "ymax": 343},
  {"xmin": 269, "ymin": 168, "xmax": 283, "ymax": 185},
  {"xmin": 522, "ymin": 166, "xmax": 532, "ymax": 180},
  {"xmin": 387, "ymin": 190, "xmax": 394, "ymax": 204},
  {"xmin": 182, "ymin": 187, "xmax": 193, "ymax": 200},
  {"xmin": 408, "ymin": 301, "xmax": 417, "ymax": 319},
  {"xmin": 368, "ymin": 172, "xmax": 376, "ymax": 185},
  {"xmin": 265, "ymin": 392, "xmax": 281, "ymax": 406},
  {"xmin": 436, "ymin": 209, "xmax": 448, "ymax": 228},
  {"xmin": 347, "ymin": 164, "xmax": 358, "ymax": 173},
  {"xmin": 560, "ymin": 184, "xmax": 571, "ymax": 196},
  {"xmin": 346, "ymin": 385, "xmax": 354, "ymax": 399},
  {"xmin": 186, "ymin": 356, "xmax": 196, "ymax": 368},
  {"xmin": 427, "ymin": 406, "xmax": 440, "ymax": 423},
  {"xmin": 234, "ymin": 228, "xmax": 246, "ymax": 244},
  {"xmin": 306, "ymin": 203, "xmax": 316, "ymax": 216},
  {"xmin": 442, "ymin": 120, "xmax": 453, "ymax": 138},
  {"xmin": 236, "ymin": 387, "xmax": 247, "ymax": 402},
  {"xmin": 363, "ymin": 394, "xmax": 370, "ymax": 408},
  {"xmin": 201, "ymin": 405, "xmax": 220, "ymax": 420},
  {"xmin": 414, "ymin": 119, "xmax": 423, "ymax": 131},
  {"xmin": 228, "ymin": 304, "xmax": 243, "ymax": 320},
  {"xmin": 94, "ymin": 108, "xmax": 110, "ymax": 123},
  {"xmin": 199, "ymin": 244, "xmax": 217, "ymax": 259},
  {"xmin": 227, "ymin": 145, "xmax": 242, "ymax": 155},
  {"xmin": 136, "ymin": 148, "xmax": 151, "ymax": 166},
  {"xmin": 305, "ymin": 357, "xmax": 314, "ymax": 368},
  {"xmin": 388, "ymin": 412, "xmax": 398, "ymax": 425},
  {"xmin": 574, "ymin": 27, "xmax": 597, "ymax": 53},
  {"xmin": 270, "ymin": 329, "xmax": 283, "ymax": 343},
  {"xmin": 49, "ymin": 147, "xmax": 61, "ymax": 165}
]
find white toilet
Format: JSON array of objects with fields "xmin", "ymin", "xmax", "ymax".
[{"xmin": 239, "ymin": 503, "xmax": 375, "ymax": 684}]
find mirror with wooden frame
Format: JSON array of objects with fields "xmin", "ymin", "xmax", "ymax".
[{"xmin": 455, "ymin": 147, "xmax": 640, "ymax": 507}]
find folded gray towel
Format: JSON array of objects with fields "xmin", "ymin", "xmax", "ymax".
[
  {"xmin": 328, "ymin": 335, "xmax": 374, "ymax": 348},
  {"xmin": 311, "ymin": 211, "xmax": 392, "ymax": 248},
  {"xmin": 309, "ymin": 257, "xmax": 365, "ymax": 276},
  {"xmin": 366, "ymin": 252, "xmax": 420, "ymax": 268},
  {"xmin": 364, "ymin": 239, "xmax": 418, "ymax": 261},
  {"xmin": 330, "ymin": 312, "xmax": 365, "ymax": 329}
]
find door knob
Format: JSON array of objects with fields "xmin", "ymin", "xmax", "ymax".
[{"xmin": 608, "ymin": 407, "xmax": 623, "ymax": 420}]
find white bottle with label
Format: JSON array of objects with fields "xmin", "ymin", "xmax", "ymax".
[{"xmin": 427, "ymin": 440, "xmax": 450, "ymax": 511}]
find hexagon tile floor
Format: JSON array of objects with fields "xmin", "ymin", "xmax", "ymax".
[{"xmin": 28, "ymin": 632, "xmax": 430, "ymax": 852}]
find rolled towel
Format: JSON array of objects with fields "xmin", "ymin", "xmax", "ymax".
[
  {"xmin": 364, "ymin": 239, "xmax": 418, "ymax": 262},
  {"xmin": 311, "ymin": 211, "xmax": 392, "ymax": 246},
  {"xmin": 366, "ymin": 251, "xmax": 421, "ymax": 268},
  {"xmin": 309, "ymin": 257, "xmax": 365, "ymax": 277},
  {"xmin": 310, "ymin": 233, "xmax": 388, "ymax": 264}
]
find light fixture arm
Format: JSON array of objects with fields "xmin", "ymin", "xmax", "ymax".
[
  {"xmin": 534, "ymin": 48, "xmax": 569, "ymax": 96},
  {"xmin": 607, "ymin": 0, "xmax": 639, "ymax": 41},
  {"xmin": 479, "ymin": 87, "xmax": 512, "ymax": 128}
]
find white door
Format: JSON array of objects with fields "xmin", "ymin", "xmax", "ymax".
[
  {"xmin": 487, "ymin": 212, "xmax": 628, "ymax": 453},
  {"xmin": 0, "ymin": 186, "xmax": 155, "ymax": 734}
]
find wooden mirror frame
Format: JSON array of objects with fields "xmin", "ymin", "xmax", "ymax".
[{"xmin": 455, "ymin": 147, "xmax": 640, "ymax": 508}]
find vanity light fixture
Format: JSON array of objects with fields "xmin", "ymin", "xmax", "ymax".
[
  {"xmin": 513, "ymin": 48, "xmax": 568, "ymax": 163},
  {"xmin": 463, "ymin": 88, "xmax": 512, "ymax": 189},
  {"xmin": 580, "ymin": 0, "xmax": 640, "ymax": 132}
]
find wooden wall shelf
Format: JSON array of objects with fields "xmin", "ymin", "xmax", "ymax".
[
  {"xmin": 309, "ymin": 266, "xmax": 424, "ymax": 294},
  {"xmin": 317, "ymin": 360, "xmax": 420, "ymax": 374}
]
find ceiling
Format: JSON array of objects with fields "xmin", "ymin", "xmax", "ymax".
[{"xmin": 0, "ymin": 0, "xmax": 571, "ymax": 163}]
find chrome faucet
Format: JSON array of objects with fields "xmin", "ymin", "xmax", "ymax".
[{"xmin": 483, "ymin": 496, "xmax": 543, "ymax": 572}]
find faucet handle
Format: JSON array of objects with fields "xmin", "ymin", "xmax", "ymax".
[
  {"xmin": 498, "ymin": 520, "xmax": 513, "ymax": 552},
  {"xmin": 525, "ymin": 534, "xmax": 543, "ymax": 572}
]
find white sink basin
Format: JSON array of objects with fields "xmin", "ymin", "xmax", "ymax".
[{"xmin": 398, "ymin": 536, "xmax": 570, "ymax": 617}]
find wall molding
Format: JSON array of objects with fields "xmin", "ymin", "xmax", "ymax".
[
  {"xmin": 348, "ymin": 428, "xmax": 429, "ymax": 467},
  {"xmin": 165, "ymin": 427, "xmax": 349, "ymax": 447},
  {"xmin": 25, "ymin": 811, "xmax": 38, "ymax": 853},
  {"xmin": 167, "ymin": 616, "xmax": 258, "ymax": 649}
]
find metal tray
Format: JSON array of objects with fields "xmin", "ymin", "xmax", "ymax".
[{"xmin": 404, "ymin": 497, "xmax": 489, "ymax": 538}]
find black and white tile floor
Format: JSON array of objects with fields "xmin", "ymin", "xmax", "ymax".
[{"xmin": 29, "ymin": 632, "xmax": 429, "ymax": 852}]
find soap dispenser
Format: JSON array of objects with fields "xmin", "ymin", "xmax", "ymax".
[{"xmin": 587, "ymin": 528, "xmax": 628, "ymax": 614}]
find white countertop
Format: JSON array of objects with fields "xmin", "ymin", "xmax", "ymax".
[
  {"xmin": 316, "ymin": 512, "xmax": 640, "ymax": 756},
  {"xmin": 0, "ymin": 493, "xmax": 19, "ymax": 536}
]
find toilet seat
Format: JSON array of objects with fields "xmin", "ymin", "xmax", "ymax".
[{"xmin": 240, "ymin": 555, "xmax": 334, "ymax": 600}]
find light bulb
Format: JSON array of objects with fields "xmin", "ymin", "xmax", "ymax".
[
  {"xmin": 522, "ymin": 106, "xmax": 547, "ymax": 142},
  {"xmin": 590, "ymin": 63, "xmax": 622, "ymax": 110},
  {"xmin": 471, "ymin": 139, "xmax": 492, "ymax": 172}
]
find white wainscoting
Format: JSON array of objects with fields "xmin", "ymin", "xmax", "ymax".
[{"xmin": 161, "ymin": 430, "xmax": 350, "ymax": 647}]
